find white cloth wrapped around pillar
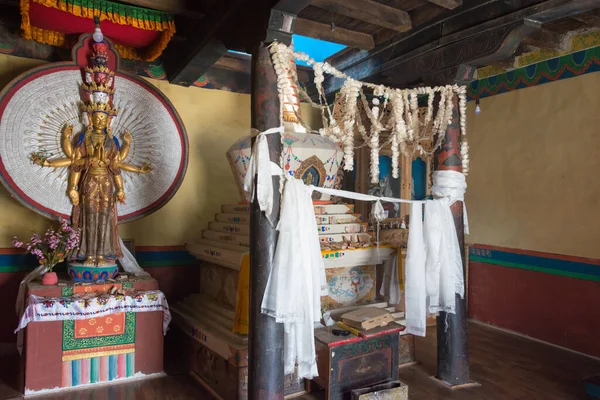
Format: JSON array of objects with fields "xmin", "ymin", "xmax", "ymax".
[
  {"xmin": 405, "ymin": 170, "xmax": 468, "ymax": 336},
  {"xmin": 242, "ymin": 126, "xmax": 284, "ymax": 225},
  {"xmin": 430, "ymin": 170, "xmax": 469, "ymax": 234},
  {"xmin": 261, "ymin": 178, "xmax": 327, "ymax": 379}
]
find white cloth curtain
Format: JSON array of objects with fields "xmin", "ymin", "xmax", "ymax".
[
  {"xmin": 261, "ymin": 178, "xmax": 327, "ymax": 379},
  {"xmin": 404, "ymin": 202, "xmax": 427, "ymax": 336}
]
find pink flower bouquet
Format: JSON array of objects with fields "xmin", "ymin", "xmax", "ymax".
[{"xmin": 12, "ymin": 218, "xmax": 81, "ymax": 272}]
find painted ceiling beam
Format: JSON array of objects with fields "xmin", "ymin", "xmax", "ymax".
[
  {"xmin": 310, "ymin": 0, "xmax": 412, "ymax": 32},
  {"xmin": 295, "ymin": 18, "xmax": 375, "ymax": 50}
]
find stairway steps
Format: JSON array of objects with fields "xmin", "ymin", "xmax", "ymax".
[
  {"xmin": 209, "ymin": 221, "xmax": 250, "ymax": 236},
  {"xmin": 202, "ymin": 230, "xmax": 250, "ymax": 248}
]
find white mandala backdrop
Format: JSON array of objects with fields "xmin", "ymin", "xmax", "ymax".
[{"xmin": 0, "ymin": 69, "xmax": 185, "ymax": 221}]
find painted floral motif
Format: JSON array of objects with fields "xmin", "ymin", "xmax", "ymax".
[
  {"xmin": 79, "ymin": 299, "xmax": 92, "ymax": 308},
  {"xmin": 59, "ymin": 299, "xmax": 72, "ymax": 307},
  {"xmin": 147, "ymin": 293, "xmax": 158, "ymax": 302},
  {"xmin": 97, "ymin": 297, "xmax": 110, "ymax": 305}
]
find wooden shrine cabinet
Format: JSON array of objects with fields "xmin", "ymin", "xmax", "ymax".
[
  {"xmin": 19, "ymin": 277, "xmax": 164, "ymax": 395},
  {"xmin": 312, "ymin": 326, "xmax": 400, "ymax": 400}
]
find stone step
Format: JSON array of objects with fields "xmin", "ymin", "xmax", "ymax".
[
  {"xmin": 315, "ymin": 213, "xmax": 361, "ymax": 225},
  {"xmin": 177, "ymin": 298, "xmax": 235, "ymax": 331},
  {"xmin": 314, "ymin": 203, "xmax": 355, "ymax": 215},
  {"xmin": 215, "ymin": 213, "xmax": 250, "ymax": 224},
  {"xmin": 319, "ymin": 233, "xmax": 373, "ymax": 245},
  {"xmin": 171, "ymin": 304, "xmax": 247, "ymax": 361},
  {"xmin": 209, "ymin": 221, "xmax": 250, "ymax": 236},
  {"xmin": 317, "ymin": 222, "xmax": 364, "ymax": 234},
  {"xmin": 202, "ymin": 230, "xmax": 250, "ymax": 248},
  {"xmin": 186, "ymin": 241, "xmax": 247, "ymax": 270},
  {"xmin": 221, "ymin": 204, "xmax": 251, "ymax": 214}
]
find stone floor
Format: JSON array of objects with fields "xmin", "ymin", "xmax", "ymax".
[{"xmin": 1, "ymin": 322, "xmax": 599, "ymax": 399}]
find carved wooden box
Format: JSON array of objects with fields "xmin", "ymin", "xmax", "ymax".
[{"xmin": 313, "ymin": 327, "xmax": 399, "ymax": 400}]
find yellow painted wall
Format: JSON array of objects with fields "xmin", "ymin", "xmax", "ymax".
[
  {"xmin": 465, "ymin": 72, "xmax": 600, "ymax": 259},
  {"xmin": 0, "ymin": 54, "xmax": 320, "ymax": 247}
]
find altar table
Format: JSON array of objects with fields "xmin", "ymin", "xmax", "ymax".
[{"xmin": 19, "ymin": 277, "xmax": 167, "ymax": 395}]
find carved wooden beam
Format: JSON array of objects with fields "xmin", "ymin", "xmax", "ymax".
[
  {"xmin": 214, "ymin": 53, "xmax": 310, "ymax": 81},
  {"xmin": 314, "ymin": 0, "xmax": 600, "ymax": 95},
  {"xmin": 310, "ymin": 0, "xmax": 412, "ymax": 32},
  {"xmin": 521, "ymin": 28, "xmax": 564, "ymax": 50},
  {"xmin": 215, "ymin": 54, "xmax": 250, "ymax": 74},
  {"xmin": 295, "ymin": 18, "xmax": 375, "ymax": 50},
  {"xmin": 427, "ymin": 0, "xmax": 463, "ymax": 10},
  {"xmin": 163, "ymin": 0, "xmax": 241, "ymax": 86},
  {"xmin": 571, "ymin": 10, "xmax": 600, "ymax": 27}
]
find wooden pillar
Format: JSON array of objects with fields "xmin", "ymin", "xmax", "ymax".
[
  {"xmin": 248, "ymin": 42, "xmax": 285, "ymax": 400},
  {"xmin": 434, "ymin": 95, "xmax": 470, "ymax": 386}
]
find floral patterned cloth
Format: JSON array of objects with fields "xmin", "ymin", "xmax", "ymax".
[{"xmin": 16, "ymin": 290, "xmax": 170, "ymax": 334}]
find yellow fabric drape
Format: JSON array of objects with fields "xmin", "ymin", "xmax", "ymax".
[{"xmin": 233, "ymin": 253, "xmax": 250, "ymax": 335}]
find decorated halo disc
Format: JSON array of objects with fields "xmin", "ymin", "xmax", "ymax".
[{"xmin": 0, "ymin": 65, "xmax": 188, "ymax": 223}]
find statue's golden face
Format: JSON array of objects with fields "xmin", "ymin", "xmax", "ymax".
[{"xmin": 91, "ymin": 112, "xmax": 108, "ymax": 129}]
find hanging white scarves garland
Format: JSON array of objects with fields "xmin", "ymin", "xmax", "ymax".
[
  {"xmin": 269, "ymin": 42, "xmax": 470, "ymax": 184},
  {"xmin": 250, "ymin": 42, "xmax": 473, "ymax": 377}
]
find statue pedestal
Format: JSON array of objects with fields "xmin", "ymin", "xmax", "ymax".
[{"xmin": 68, "ymin": 262, "xmax": 119, "ymax": 282}]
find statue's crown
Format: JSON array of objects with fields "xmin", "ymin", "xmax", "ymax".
[
  {"xmin": 81, "ymin": 102, "xmax": 118, "ymax": 116},
  {"xmin": 81, "ymin": 20, "xmax": 118, "ymax": 122}
]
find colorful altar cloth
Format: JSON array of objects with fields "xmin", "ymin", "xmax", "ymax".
[{"xmin": 16, "ymin": 290, "xmax": 170, "ymax": 334}]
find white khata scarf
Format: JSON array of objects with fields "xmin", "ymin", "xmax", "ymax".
[
  {"xmin": 261, "ymin": 178, "xmax": 327, "ymax": 379},
  {"xmin": 405, "ymin": 170, "xmax": 467, "ymax": 336}
]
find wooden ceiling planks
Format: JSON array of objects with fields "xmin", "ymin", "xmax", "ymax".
[
  {"xmin": 426, "ymin": 0, "xmax": 462, "ymax": 10},
  {"xmin": 298, "ymin": 5, "xmax": 381, "ymax": 34},
  {"xmin": 309, "ymin": 0, "xmax": 412, "ymax": 32}
]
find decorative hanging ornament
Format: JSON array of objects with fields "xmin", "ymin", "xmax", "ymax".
[{"xmin": 268, "ymin": 43, "xmax": 471, "ymax": 182}]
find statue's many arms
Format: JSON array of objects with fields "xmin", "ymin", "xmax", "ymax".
[{"xmin": 31, "ymin": 109, "xmax": 151, "ymax": 266}]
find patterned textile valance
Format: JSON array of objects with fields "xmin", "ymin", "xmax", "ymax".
[{"xmin": 20, "ymin": 0, "xmax": 175, "ymax": 61}]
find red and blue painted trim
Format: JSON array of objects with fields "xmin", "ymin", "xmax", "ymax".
[
  {"xmin": 135, "ymin": 246, "xmax": 197, "ymax": 268},
  {"xmin": 0, "ymin": 246, "xmax": 197, "ymax": 272},
  {"xmin": 469, "ymin": 244, "xmax": 600, "ymax": 282},
  {"xmin": 468, "ymin": 45, "xmax": 600, "ymax": 101}
]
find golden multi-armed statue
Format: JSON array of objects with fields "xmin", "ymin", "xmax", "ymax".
[{"xmin": 31, "ymin": 31, "xmax": 150, "ymax": 267}]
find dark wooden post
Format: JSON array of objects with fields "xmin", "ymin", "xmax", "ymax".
[
  {"xmin": 434, "ymin": 95, "xmax": 470, "ymax": 386},
  {"xmin": 248, "ymin": 42, "xmax": 285, "ymax": 400}
]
